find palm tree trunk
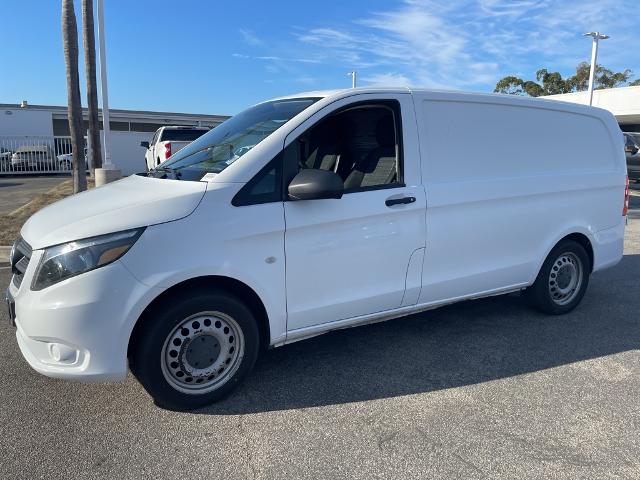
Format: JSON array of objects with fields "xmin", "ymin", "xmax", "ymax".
[
  {"xmin": 82, "ymin": 0, "xmax": 102, "ymax": 173},
  {"xmin": 62, "ymin": 0, "xmax": 87, "ymax": 193}
]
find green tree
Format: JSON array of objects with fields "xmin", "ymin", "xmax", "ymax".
[
  {"xmin": 493, "ymin": 76, "xmax": 544, "ymax": 97},
  {"xmin": 495, "ymin": 62, "xmax": 637, "ymax": 97},
  {"xmin": 494, "ymin": 76, "xmax": 526, "ymax": 95},
  {"xmin": 535, "ymin": 69, "xmax": 571, "ymax": 94}
]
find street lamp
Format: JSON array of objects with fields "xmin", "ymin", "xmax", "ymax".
[
  {"xmin": 347, "ymin": 71, "xmax": 357, "ymax": 88},
  {"xmin": 95, "ymin": 0, "xmax": 121, "ymax": 185},
  {"xmin": 583, "ymin": 32, "xmax": 609, "ymax": 106}
]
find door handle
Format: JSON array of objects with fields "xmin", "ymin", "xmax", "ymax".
[{"xmin": 385, "ymin": 196, "xmax": 416, "ymax": 207}]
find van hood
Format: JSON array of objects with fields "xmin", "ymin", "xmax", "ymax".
[{"xmin": 21, "ymin": 175, "xmax": 207, "ymax": 250}]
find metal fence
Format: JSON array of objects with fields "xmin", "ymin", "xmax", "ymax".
[{"xmin": 0, "ymin": 136, "xmax": 88, "ymax": 174}]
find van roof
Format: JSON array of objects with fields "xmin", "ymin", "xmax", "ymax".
[
  {"xmin": 273, "ymin": 88, "xmax": 409, "ymax": 100},
  {"xmin": 272, "ymin": 87, "xmax": 614, "ymax": 121}
]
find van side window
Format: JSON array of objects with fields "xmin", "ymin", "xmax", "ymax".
[
  {"xmin": 232, "ymin": 152, "xmax": 283, "ymax": 206},
  {"xmin": 287, "ymin": 101, "xmax": 403, "ymax": 193}
]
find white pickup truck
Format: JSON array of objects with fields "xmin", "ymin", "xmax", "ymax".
[{"xmin": 141, "ymin": 126, "xmax": 209, "ymax": 170}]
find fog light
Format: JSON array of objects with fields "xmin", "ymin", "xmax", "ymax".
[{"xmin": 48, "ymin": 343, "xmax": 76, "ymax": 363}]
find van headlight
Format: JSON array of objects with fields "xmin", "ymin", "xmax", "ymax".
[{"xmin": 32, "ymin": 228, "xmax": 145, "ymax": 291}]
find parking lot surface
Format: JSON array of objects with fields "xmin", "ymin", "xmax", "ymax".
[
  {"xmin": 0, "ymin": 192, "xmax": 638, "ymax": 480},
  {"xmin": 0, "ymin": 175, "xmax": 66, "ymax": 215}
]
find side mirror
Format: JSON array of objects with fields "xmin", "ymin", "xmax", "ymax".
[
  {"xmin": 288, "ymin": 169, "xmax": 344, "ymax": 201},
  {"xmin": 140, "ymin": 141, "xmax": 150, "ymax": 149}
]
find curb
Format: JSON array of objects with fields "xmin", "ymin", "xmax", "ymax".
[{"xmin": 0, "ymin": 246, "xmax": 10, "ymax": 263}]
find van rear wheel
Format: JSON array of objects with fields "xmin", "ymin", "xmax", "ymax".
[
  {"xmin": 525, "ymin": 239, "xmax": 590, "ymax": 315},
  {"xmin": 130, "ymin": 289, "xmax": 259, "ymax": 410}
]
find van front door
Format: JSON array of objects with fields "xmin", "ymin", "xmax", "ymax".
[{"xmin": 283, "ymin": 95, "xmax": 426, "ymax": 332}]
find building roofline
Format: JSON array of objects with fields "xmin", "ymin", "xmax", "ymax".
[
  {"xmin": 0, "ymin": 103, "xmax": 229, "ymax": 121},
  {"xmin": 545, "ymin": 84, "xmax": 640, "ymax": 98}
]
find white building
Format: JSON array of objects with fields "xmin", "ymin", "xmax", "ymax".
[
  {"xmin": 0, "ymin": 103, "xmax": 229, "ymax": 175},
  {"xmin": 546, "ymin": 85, "xmax": 640, "ymax": 133}
]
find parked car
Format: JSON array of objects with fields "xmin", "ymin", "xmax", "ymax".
[
  {"xmin": 0, "ymin": 147, "xmax": 13, "ymax": 160},
  {"xmin": 10, "ymin": 145, "xmax": 56, "ymax": 171},
  {"xmin": 56, "ymin": 147, "xmax": 88, "ymax": 171},
  {"xmin": 627, "ymin": 132, "xmax": 640, "ymax": 145},
  {"xmin": 141, "ymin": 126, "xmax": 209, "ymax": 170},
  {"xmin": 624, "ymin": 133, "xmax": 640, "ymax": 181},
  {"xmin": 0, "ymin": 147, "xmax": 13, "ymax": 171},
  {"xmin": 6, "ymin": 88, "xmax": 628, "ymax": 410}
]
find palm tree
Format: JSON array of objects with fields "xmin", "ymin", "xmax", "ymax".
[
  {"xmin": 62, "ymin": 0, "xmax": 87, "ymax": 193},
  {"xmin": 82, "ymin": 0, "xmax": 102, "ymax": 173}
]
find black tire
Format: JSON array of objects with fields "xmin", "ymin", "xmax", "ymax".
[
  {"xmin": 525, "ymin": 239, "xmax": 591, "ymax": 315},
  {"xmin": 130, "ymin": 289, "xmax": 260, "ymax": 410}
]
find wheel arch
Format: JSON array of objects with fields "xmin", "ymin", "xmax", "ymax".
[
  {"xmin": 536, "ymin": 231, "xmax": 595, "ymax": 280},
  {"xmin": 561, "ymin": 232, "xmax": 594, "ymax": 272},
  {"xmin": 127, "ymin": 275, "xmax": 271, "ymax": 360}
]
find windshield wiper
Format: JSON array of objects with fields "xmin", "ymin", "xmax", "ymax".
[{"xmin": 152, "ymin": 166, "xmax": 182, "ymax": 179}]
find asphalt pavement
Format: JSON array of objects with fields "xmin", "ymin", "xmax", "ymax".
[
  {"xmin": 0, "ymin": 175, "xmax": 67, "ymax": 215},
  {"xmin": 0, "ymin": 197, "xmax": 638, "ymax": 479}
]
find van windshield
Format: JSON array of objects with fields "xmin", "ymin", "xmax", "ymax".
[{"xmin": 152, "ymin": 97, "xmax": 319, "ymax": 181}]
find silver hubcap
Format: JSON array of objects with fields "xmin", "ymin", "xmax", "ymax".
[
  {"xmin": 548, "ymin": 252, "xmax": 583, "ymax": 306},
  {"xmin": 161, "ymin": 311, "xmax": 244, "ymax": 394}
]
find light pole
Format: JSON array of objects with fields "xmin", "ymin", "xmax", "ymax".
[
  {"xmin": 347, "ymin": 71, "xmax": 357, "ymax": 88},
  {"xmin": 95, "ymin": 0, "xmax": 121, "ymax": 185},
  {"xmin": 583, "ymin": 32, "xmax": 609, "ymax": 106}
]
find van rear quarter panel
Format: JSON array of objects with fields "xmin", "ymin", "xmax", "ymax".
[{"xmin": 414, "ymin": 92, "xmax": 625, "ymax": 303}]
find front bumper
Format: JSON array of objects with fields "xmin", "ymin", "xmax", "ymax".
[
  {"xmin": 5, "ymin": 288, "xmax": 16, "ymax": 326},
  {"xmin": 8, "ymin": 252, "xmax": 162, "ymax": 382}
]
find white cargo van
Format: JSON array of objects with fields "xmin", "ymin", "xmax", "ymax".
[{"xmin": 6, "ymin": 88, "xmax": 628, "ymax": 409}]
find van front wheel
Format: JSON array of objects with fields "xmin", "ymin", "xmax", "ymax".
[
  {"xmin": 526, "ymin": 240, "xmax": 590, "ymax": 315},
  {"xmin": 130, "ymin": 290, "xmax": 259, "ymax": 410}
]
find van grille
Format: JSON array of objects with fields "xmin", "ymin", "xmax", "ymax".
[{"xmin": 10, "ymin": 236, "xmax": 32, "ymax": 288}]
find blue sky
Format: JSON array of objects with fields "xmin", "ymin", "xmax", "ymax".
[{"xmin": 1, "ymin": 0, "xmax": 639, "ymax": 115}]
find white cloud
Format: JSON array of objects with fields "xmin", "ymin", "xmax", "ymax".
[
  {"xmin": 239, "ymin": 0, "xmax": 640, "ymax": 91},
  {"xmin": 478, "ymin": 0, "xmax": 549, "ymax": 18},
  {"xmin": 295, "ymin": 75, "xmax": 317, "ymax": 85},
  {"xmin": 296, "ymin": 0, "xmax": 638, "ymax": 90},
  {"xmin": 239, "ymin": 29, "xmax": 264, "ymax": 46},
  {"xmin": 363, "ymin": 72, "xmax": 412, "ymax": 87},
  {"xmin": 255, "ymin": 56, "xmax": 320, "ymax": 64},
  {"xmin": 232, "ymin": 53, "xmax": 321, "ymax": 64}
]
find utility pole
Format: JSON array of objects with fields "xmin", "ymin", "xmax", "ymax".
[
  {"xmin": 348, "ymin": 71, "xmax": 357, "ymax": 88},
  {"xmin": 95, "ymin": 0, "xmax": 121, "ymax": 185},
  {"xmin": 583, "ymin": 32, "xmax": 609, "ymax": 106}
]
